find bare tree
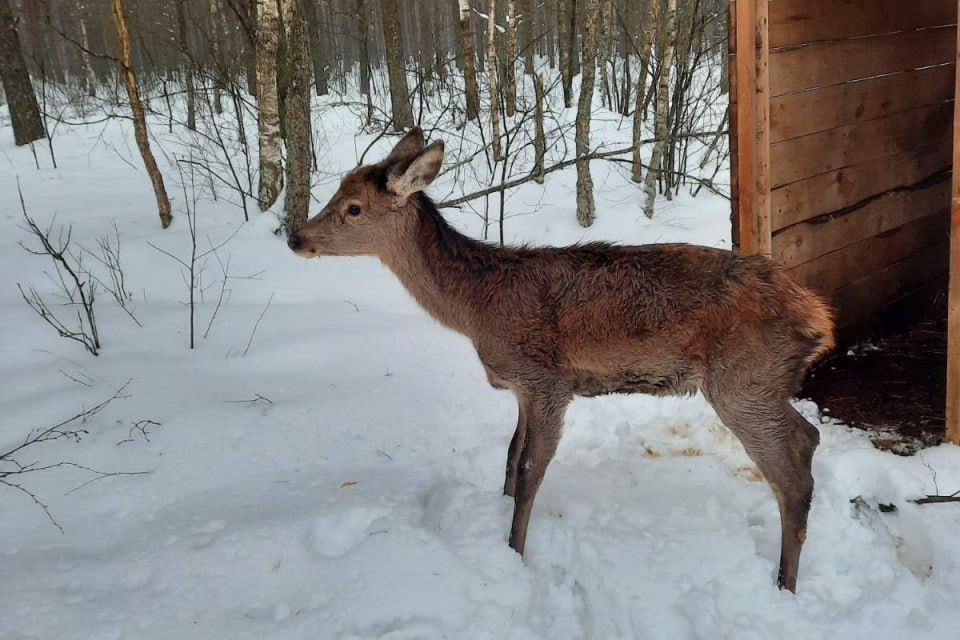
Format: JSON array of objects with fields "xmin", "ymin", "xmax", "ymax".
[
  {"xmin": 458, "ymin": 0, "xmax": 480, "ymax": 120},
  {"xmin": 504, "ymin": 0, "xmax": 516, "ymax": 117},
  {"xmin": 77, "ymin": 1, "xmax": 96, "ymax": 97},
  {"xmin": 281, "ymin": 0, "xmax": 312, "ymax": 230},
  {"xmin": 0, "ymin": 0, "xmax": 45, "ymax": 146},
  {"xmin": 643, "ymin": 0, "xmax": 676, "ymax": 218},
  {"xmin": 175, "ymin": 0, "xmax": 196, "ymax": 130},
  {"xmin": 256, "ymin": 0, "xmax": 284, "ymax": 210},
  {"xmin": 633, "ymin": 0, "xmax": 660, "ymax": 182},
  {"xmin": 381, "ymin": 0, "xmax": 413, "ymax": 131},
  {"xmin": 531, "ymin": 72, "xmax": 545, "ymax": 183},
  {"xmin": 575, "ymin": 0, "xmax": 599, "ymax": 227},
  {"xmin": 557, "ymin": 0, "xmax": 573, "ymax": 107},
  {"xmin": 304, "ymin": 0, "xmax": 329, "ymax": 96},
  {"xmin": 487, "ymin": 0, "xmax": 502, "ymax": 160},
  {"xmin": 111, "ymin": 0, "xmax": 172, "ymax": 228}
]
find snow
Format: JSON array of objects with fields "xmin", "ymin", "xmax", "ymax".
[{"xmin": 3, "ymin": 96, "xmax": 960, "ymax": 640}]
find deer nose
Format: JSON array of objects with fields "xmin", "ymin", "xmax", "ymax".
[{"xmin": 287, "ymin": 233, "xmax": 303, "ymax": 251}]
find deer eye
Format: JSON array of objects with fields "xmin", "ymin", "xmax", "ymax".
[{"xmin": 347, "ymin": 204, "xmax": 362, "ymax": 216}]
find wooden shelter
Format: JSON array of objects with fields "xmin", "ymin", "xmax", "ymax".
[{"xmin": 728, "ymin": 0, "xmax": 960, "ymax": 444}]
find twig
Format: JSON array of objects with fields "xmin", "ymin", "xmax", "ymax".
[{"xmin": 243, "ymin": 293, "xmax": 275, "ymax": 356}]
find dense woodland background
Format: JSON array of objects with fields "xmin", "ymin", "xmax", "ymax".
[{"xmin": 1, "ymin": 0, "xmax": 729, "ymax": 234}]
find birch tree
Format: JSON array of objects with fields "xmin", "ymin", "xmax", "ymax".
[
  {"xmin": 504, "ymin": 0, "xmax": 516, "ymax": 117},
  {"xmin": 77, "ymin": 2, "xmax": 96, "ymax": 97},
  {"xmin": 111, "ymin": 0, "xmax": 171, "ymax": 228},
  {"xmin": 575, "ymin": 0, "xmax": 599, "ymax": 226},
  {"xmin": 632, "ymin": 0, "xmax": 660, "ymax": 182},
  {"xmin": 643, "ymin": 0, "xmax": 676, "ymax": 218},
  {"xmin": 0, "ymin": 0, "xmax": 45, "ymax": 146},
  {"xmin": 487, "ymin": 0, "xmax": 502, "ymax": 160},
  {"xmin": 256, "ymin": 0, "xmax": 283, "ymax": 210}
]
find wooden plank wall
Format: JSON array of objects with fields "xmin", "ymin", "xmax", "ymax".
[{"xmin": 763, "ymin": 0, "xmax": 957, "ymax": 330}]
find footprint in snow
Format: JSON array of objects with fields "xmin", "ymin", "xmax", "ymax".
[{"xmin": 308, "ymin": 506, "xmax": 390, "ymax": 558}]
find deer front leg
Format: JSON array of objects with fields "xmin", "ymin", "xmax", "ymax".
[
  {"xmin": 508, "ymin": 392, "xmax": 569, "ymax": 556},
  {"xmin": 504, "ymin": 401, "xmax": 527, "ymax": 497}
]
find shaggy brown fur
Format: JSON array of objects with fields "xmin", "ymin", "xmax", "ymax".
[{"xmin": 288, "ymin": 128, "xmax": 835, "ymax": 593}]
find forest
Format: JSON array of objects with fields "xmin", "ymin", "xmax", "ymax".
[{"xmin": 3, "ymin": 1, "xmax": 960, "ymax": 639}]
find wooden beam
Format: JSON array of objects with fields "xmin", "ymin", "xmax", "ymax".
[
  {"xmin": 773, "ymin": 178, "xmax": 951, "ymax": 268},
  {"xmin": 734, "ymin": 0, "xmax": 771, "ymax": 255},
  {"xmin": 772, "ymin": 136, "xmax": 953, "ymax": 231},
  {"xmin": 771, "ymin": 102, "xmax": 955, "ymax": 188},
  {"xmin": 946, "ymin": 9, "xmax": 960, "ymax": 446},
  {"xmin": 770, "ymin": 64, "xmax": 955, "ymax": 143},
  {"xmin": 770, "ymin": 26, "xmax": 955, "ymax": 97},
  {"xmin": 769, "ymin": 0, "xmax": 956, "ymax": 48}
]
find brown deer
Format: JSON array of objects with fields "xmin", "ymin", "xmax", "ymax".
[{"xmin": 288, "ymin": 127, "xmax": 834, "ymax": 592}]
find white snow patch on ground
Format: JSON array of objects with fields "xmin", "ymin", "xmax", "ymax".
[{"xmin": 2, "ymin": 104, "xmax": 960, "ymax": 640}]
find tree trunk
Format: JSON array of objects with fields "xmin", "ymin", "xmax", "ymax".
[
  {"xmin": 632, "ymin": 0, "xmax": 659, "ymax": 182},
  {"xmin": 504, "ymin": 0, "xmax": 516, "ymax": 117},
  {"xmin": 643, "ymin": 0, "xmax": 675, "ymax": 218},
  {"xmin": 280, "ymin": 0, "xmax": 311, "ymax": 231},
  {"xmin": 175, "ymin": 0, "xmax": 196, "ymax": 130},
  {"xmin": 304, "ymin": 0, "xmax": 329, "ymax": 96},
  {"xmin": 520, "ymin": 0, "xmax": 533, "ymax": 75},
  {"xmin": 111, "ymin": 0, "xmax": 171, "ymax": 228},
  {"xmin": 209, "ymin": 0, "xmax": 224, "ymax": 113},
  {"xmin": 637, "ymin": 0, "xmax": 658, "ymax": 123},
  {"xmin": 77, "ymin": 2, "xmax": 96, "ymax": 97},
  {"xmin": 459, "ymin": 0, "xmax": 480, "ymax": 120},
  {"xmin": 575, "ymin": 0, "xmax": 599, "ymax": 227},
  {"xmin": 567, "ymin": 0, "xmax": 579, "ymax": 77},
  {"xmin": 357, "ymin": 0, "xmax": 371, "ymax": 95},
  {"xmin": 487, "ymin": 0, "xmax": 502, "ymax": 160},
  {"xmin": 531, "ymin": 72, "xmax": 545, "ymax": 183},
  {"xmin": 381, "ymin": 0, "xmax": 413, "ymax": 131},
  {"xmin": 256, "ymin": 0, "xmax": 284, "ymax": 210},
  {"xmin": 0, "ymin": 0, "xmax": 45, "ymax": 146},
  {"xmin": 557, "ymin": 0, "xmax": 572, "ymax": 107},
  {"xmin": 245, "ymin": 0, "xmax": 259, "ymax": 94},
  {"xmin": 597, "ymin": 0, "xmax": 612, "ymax": 109}
]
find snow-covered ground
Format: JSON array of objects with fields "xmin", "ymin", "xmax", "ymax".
[{"xmin": 3, "ymin": 98, "xmax": 960, "ymax": 640}]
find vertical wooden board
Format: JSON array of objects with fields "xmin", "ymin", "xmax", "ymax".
[
  {"xmin": 728, "ymin": 1, "xmax": 740, "ymax": 248},
  {"xmin": 734, "ymin": 0, "xmax": 756, "ymax": 251},
  {"xmin": 755, "ymin": 0, "xmax": 771, "ymax": 255},
  {"xmin": 947, "ymin": 12, "xmax": 960, "ymax": 446},
  {"xmin": 769, "ymin": 0, "xmax": 956, "ymax": 48},
  {"xmin": 733, "ymin": 0, "xmax": 770, "ymax": 255},
  {"xmin": 770, "ymin": 27, "xmax": 956, "ymax": 97}
]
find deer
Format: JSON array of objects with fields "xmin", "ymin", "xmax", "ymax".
[{"xmin": 287, "ymin": 127, "xmax": 835, "ymax": 592}]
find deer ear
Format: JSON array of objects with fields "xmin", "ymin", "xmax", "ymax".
[
  {"xmin": 384, "ymin": 127, "xmax": 425, "ymax": 166},
  {"xmin": 387, "ymin": 141, "xmax": 444, "ymax": 200}
]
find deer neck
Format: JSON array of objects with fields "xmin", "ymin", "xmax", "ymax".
[{"xmin": 380, "ymin": 197, "xmax": 493, "ymax": 340}]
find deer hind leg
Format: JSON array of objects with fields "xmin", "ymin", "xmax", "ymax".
[
  {"xmin": 508, "ymin": 391, "xmax": 569, "ymax": 557},
  {"xmin": 706, "ymin": 388, "xmax": 819, "ymax": 593},
  {"xmin": 504, "ymin": 401, "xmax": 527, "ymax": 497}
]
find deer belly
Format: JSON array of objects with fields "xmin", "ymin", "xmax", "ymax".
[{"xmin": 572, "ymin": 367, "xmax": 699, "ymax": 398}]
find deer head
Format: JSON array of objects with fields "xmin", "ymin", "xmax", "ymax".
[{"xmin": 287, "ymin": 127, "xmax": 445, "ymax": 257}]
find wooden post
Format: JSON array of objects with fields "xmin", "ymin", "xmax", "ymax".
[
  {"xmin": 733, "ymin": 0, "xmax": 771, "ymax": 255},
  {"xmin": 946, "ymin": 9, "xmax": 960, "ymax": 446}
]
